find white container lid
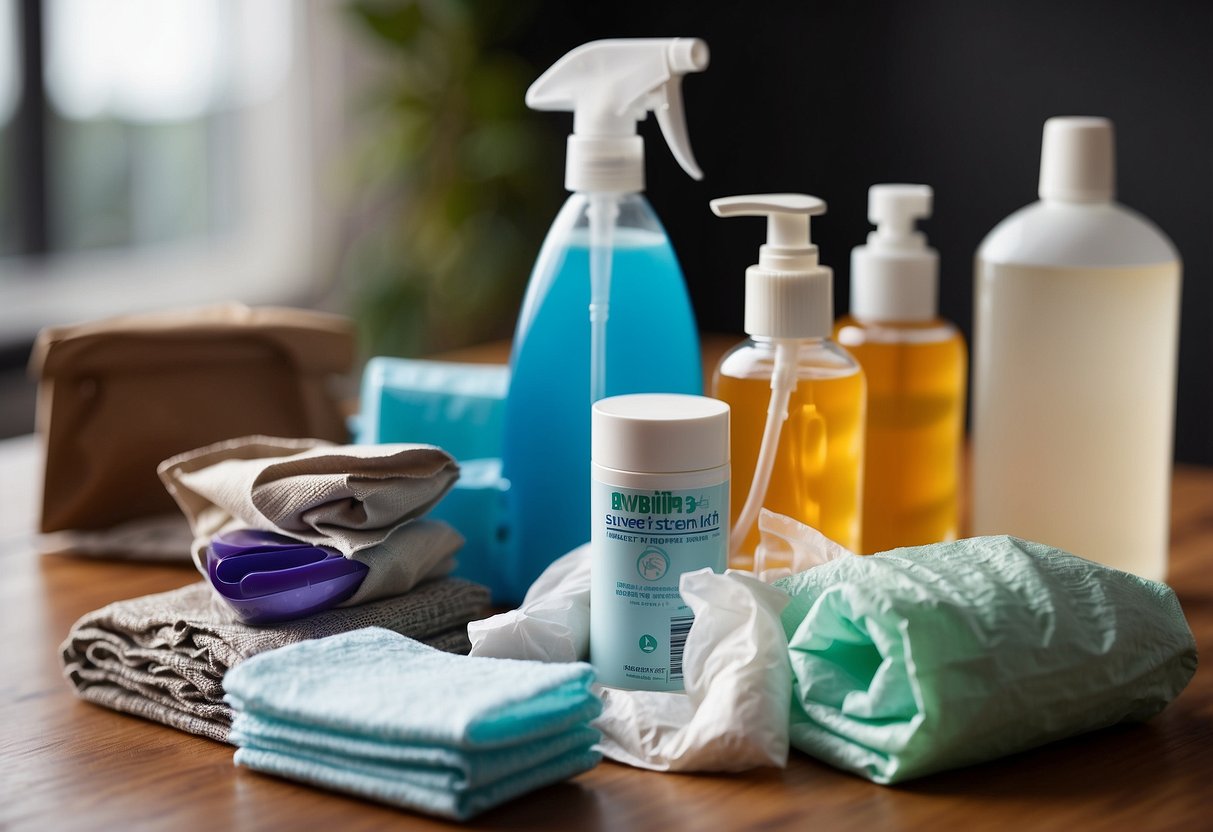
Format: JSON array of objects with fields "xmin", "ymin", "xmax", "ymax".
[
  {"xmin": 592, "ymin": 394, "xmax": 729, "ymax": 474},
  {"xmin": 1039, "ymin": 116, "xmax": 1115, "ymax": 203}
]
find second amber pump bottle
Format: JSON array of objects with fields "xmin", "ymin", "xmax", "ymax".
[
  {"xmin": 711, "ymin": 194, "xmax": 866, "ymax": 568},
  {"xmin": 835, "ymin": 185, "xmax": 966, "ymax": 553}
]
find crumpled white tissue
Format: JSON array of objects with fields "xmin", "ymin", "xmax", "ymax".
[
  {"xmin": 594, "ymin": 568, "xmax": 791, "ymax": 771},
  {"xmin": 467, "ymin": 544, "xmax": 591, "ymax": 663},
  {"xmin": 753, "ymin": 508, "xmax": 857, "ymax": 580},
  {"xmin": 467, "ymin": 506, "xmax": 852, "ymax": 772}
]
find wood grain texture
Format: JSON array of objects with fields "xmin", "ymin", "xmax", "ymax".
[{"xmin": 2, "ymin": 363, "xmax": 1210, "ymax": 830}]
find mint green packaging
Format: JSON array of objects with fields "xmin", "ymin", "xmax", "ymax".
[
  {"xmin": 776, "ymin": 536, "xmax": 1198, "ymax": 783},
  {"xmin": 590, "ymin": 394, "xmax": 730, "ymax": 691}
]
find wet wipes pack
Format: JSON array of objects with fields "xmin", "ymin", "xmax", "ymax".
[
  {"xmin": 589, "ymin": 395, "xmax": 730, "ymax": 692},
  {"xmin": 591, "ymin": 481, "xmax": 728, "ymax": 691}
]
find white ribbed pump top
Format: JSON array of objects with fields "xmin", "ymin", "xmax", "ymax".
[{"xmin": 710, "ymin": 194, "xmax": 833, "ymax": 339}]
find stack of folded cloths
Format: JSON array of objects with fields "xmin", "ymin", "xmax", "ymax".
[
  {"xmin": 62, "ymin": 578, "xmax": 488, "ymax": 742},
  {"xmin": 226, "ymin": 628, "xmax": 603, "ymax": 821},
  {"xmin": 158, "ymin": 436, "xmax": 466, "ymax": 604},
  {"xmin": 62, "ymin": 435, "xmax": 493, "ymax": 742}
]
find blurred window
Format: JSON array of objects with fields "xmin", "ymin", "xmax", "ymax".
[
  {"xmin": 0, "ymin": 0, "xmax": 322, "ymax": 341},
  {"xmin": 44, "ymin": 0, "xmax": 290, "ymax": 252},
  {"xmin": 0, "ymin": 0, "xmax": 17, "ymax": 256}
]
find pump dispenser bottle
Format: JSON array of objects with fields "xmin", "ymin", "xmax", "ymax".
[
  {"xmin": 501, "ymin": 39, "xmax": 709, "ymax": 601},
  {"xmin": 835, "ymin": 185, "xmax": 966, "ymax": 553},
  {"xmin": 710, "ymin": 194, "xmax": 866, "ymax": 567},
  {"xmin": 973, "ymin": 117, "xmax": 1182, "ymax": 580}
]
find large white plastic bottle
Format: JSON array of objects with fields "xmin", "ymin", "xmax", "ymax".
[{"xmin": 973, "ymin": 117, "xmax": 1182, "ymax": 580}]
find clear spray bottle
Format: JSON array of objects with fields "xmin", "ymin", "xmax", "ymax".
[
  {"xmin": 710, "ymin": 195, "xmax": 866, "ymax": 569},
  {"xmin": 501, "ymin": 39, "xmax": 709, "ymax": 601}
]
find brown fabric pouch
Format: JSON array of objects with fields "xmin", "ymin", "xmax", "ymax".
[{"xmin": 30, "ymin": 304, "xmax": 356, "ymax": 533}]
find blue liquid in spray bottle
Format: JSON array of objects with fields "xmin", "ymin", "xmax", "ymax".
[{"xmin": 501, "ymin": 39, "xmax": 711, "ymax": 602}]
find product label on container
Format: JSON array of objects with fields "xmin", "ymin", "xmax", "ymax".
[{"xmin": 590, "ymin": 480, "xmax": 728, "ymax": 691}]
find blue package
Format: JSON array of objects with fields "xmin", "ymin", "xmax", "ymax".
[{"xmin": 356, "ymin": 358, "xmax": 514, "ymax": 596}]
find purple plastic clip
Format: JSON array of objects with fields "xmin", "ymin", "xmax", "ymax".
[{"xmin": 205, "ymin": 529, "xmax": 369, "ymax": 625}]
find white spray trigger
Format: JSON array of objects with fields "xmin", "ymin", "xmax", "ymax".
[
  {"xmin": 650, "ymin": 75, "xmax": 702, "ymax": 180},
  {"xmin": 527, "ymin": 38, "xmax": 709, "ymax": 192}
]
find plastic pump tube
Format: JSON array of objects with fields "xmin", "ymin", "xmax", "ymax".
[
  {"xmin": 730, "ymin": 338, "xmax": 798, "ymax": 559},
  {"xmin": 587, "ymin": 194, "xmax": 621, "ymax": 403}
]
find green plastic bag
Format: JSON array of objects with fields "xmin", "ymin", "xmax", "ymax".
[{"xmin": 776, "ymin": 536, "xmax": 1197, "ymax": 783}]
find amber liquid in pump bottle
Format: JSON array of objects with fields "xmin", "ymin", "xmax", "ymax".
[
  {"xmin": 708, "ymin": 194, "xmax": 865, "ymax": 567},
  {"xmin": 835, "ymin": 185, "xmax": 966, "ymax": 554}
]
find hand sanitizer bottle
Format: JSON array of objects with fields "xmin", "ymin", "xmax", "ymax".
[
  {"xmin": 710, "ymin": 194, "xmax": 866, "ymax": 568},
  {"xmin": 501, "ymin": 39, "xmax": 710, "ymax": 602},
  {"xmin": 973, "ymin": 117, "xmax": 1182, "ymax": 580},
  {"xmin": 835, "ymin": 185, "xmax": 967, "ymax": 553}
]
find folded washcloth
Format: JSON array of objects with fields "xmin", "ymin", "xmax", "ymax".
[
  {"xmin": 158, "ymin": 436, "xmax": 464, "ymax": 605},
  {"xmin": 61, "ymin": 578, "xmax": 489, "ymax": 742},
  {"xmin": 777, "ymin": 536, "xmax": 1198, "ymax": 784},
  {"xmin": 226, "ymin": 628, "xmax": 603, "ymax": 820}
]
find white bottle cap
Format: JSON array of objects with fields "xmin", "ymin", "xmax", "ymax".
[
  {"xmin": 850, "ymin": 184, "xmax": 938, "ymax": 322},
  {"xmin": 1039, "ymin": 116, "xmax": 1115, "ymax": 203},
  {"xmin": 593, "ymin": 394, "xmax": 729, "ymax": 474},
  {"xmin": 709, "ymin": 194, "xmax": 833, "ymax": 339},
  {"xmin": 565, "ymin": 136, "xmax": 645, "ymax": 193}
]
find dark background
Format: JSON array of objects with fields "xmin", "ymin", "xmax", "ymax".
[{"xmin": 514, "ymin": 0, "xmax": 1212, "ymax": 464}]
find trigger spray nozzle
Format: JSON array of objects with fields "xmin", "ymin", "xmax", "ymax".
[{"xmin": 527, "ymin": 38, "xmax": 710, "ymax": 193}]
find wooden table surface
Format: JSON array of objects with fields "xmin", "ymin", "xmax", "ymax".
[{"xmin": 3, "ymin": 352, "xmax": 1211, "ymax": 830}]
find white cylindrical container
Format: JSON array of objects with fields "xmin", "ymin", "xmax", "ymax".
[
  {"xmin": 590, "ymin": 393, "xmax": 729, "ymax": 691},
  {"xmin": 973, "ymin": 117, "xmax": 1182, "ymax": 580}
]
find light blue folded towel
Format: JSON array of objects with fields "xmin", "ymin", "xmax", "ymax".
[{"xmin": 225, "ymin": 627, "xmax": 602, "ymax": 820}]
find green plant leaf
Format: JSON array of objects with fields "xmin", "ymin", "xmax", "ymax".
[{"xmin": 346, "ymin": 0, "xmax": 426, "ymax": 47}]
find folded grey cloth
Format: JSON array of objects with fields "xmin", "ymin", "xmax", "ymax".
[
  {"xmin": 158, "ymin": 436, "xmax": 464, "ymax": 606},
  {"xmin": 61, "ymin": 578, "xmax": 489, "ymax": 743}
]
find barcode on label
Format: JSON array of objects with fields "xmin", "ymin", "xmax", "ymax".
[{"xmin": 668, "ymin": 615, "xmax": 694, "ymax": 680}]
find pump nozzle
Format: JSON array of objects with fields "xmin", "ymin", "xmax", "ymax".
[
  {"xmin": 850, "ymin": 184, "xmax": 939, "ymax": 322},
  {"xmin": 527, "ymin": 38, "xmax": 709, "ymax": 193},
  {"xmin": 709, "ymin": 194, "xmax": 832, "ymax": 339},
  {"xmin": 711, "ymin": 193, "xmax": 836, "ymax": 560},
  {"xmin": 711, "ymin": 194, "xmax": 825, "ymax": 271},
  {"xmin": 868, "ymin": 184, "xmax": 932, "ymax": 245}
]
